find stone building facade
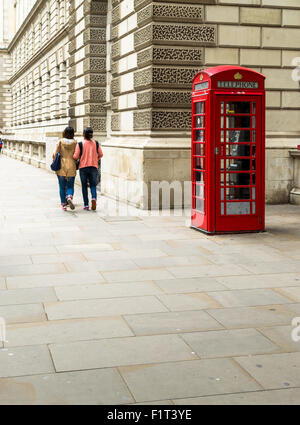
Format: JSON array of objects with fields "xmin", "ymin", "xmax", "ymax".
[{"xmin": 1, "ymin": 0, "xmax": 300, "ymax": 207}]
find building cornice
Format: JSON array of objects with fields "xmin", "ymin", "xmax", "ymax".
[
  {"xmin": 8, "ymin": 0, "xmax": 45, "ymax": 52},
  {"xmin": 8, "ymin": 25, "xmax": 69, "ymax": 85}
]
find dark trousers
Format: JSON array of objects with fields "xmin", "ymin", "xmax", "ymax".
[
  {"xmin": 57, "ymin": 176, "xmax": 75, "ymax": 204},
  {"xmin": 79, "ymin": 166, "xmax": 98, "ymax": 207}
]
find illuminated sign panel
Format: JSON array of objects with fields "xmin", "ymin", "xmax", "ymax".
[
  {"xmin": 217, "ymin": 81, "xmax": 259, "ymax": 89},
  {"xmin": 194, "ymin": 82, "xmax": 209, "ymax": 90}
]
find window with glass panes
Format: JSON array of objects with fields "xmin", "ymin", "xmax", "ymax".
[{"xmin": 219, "ymin": 100, "xmax": 257, "ymax": 216}]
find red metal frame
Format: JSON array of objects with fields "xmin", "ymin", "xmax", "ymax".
[{"xmin": 191, "ymin": 66, "xmax": 265, "ymax": 234}]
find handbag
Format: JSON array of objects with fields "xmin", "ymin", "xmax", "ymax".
[
  {"xmin": 50, "ymin": 141, "xmax": 62, "ymax": 171},
  {"xmin": 50, "ymin": 152, "xmax": 61, "ymax": 171}
]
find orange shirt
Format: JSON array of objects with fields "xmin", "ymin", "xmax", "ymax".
[{"xmin": 73, "ymin": 139, "xmax": 103, "ymax": 169}]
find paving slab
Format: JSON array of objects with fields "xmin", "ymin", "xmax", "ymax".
[
  {"xmin": 0, "ymin": 303, "xmax": 46, "ymax": 324},
  {"xmin": 49, "ymin": 335, "xmax": 198, "ymax": 372},
  {"xmin": 65, "ymin": 259, "xmax": 139, "ymax": 273},
  {"xmin": 124, "ymin": 310, "xmax": 223, "ymax": 336},
  {"xmin": 0, "ymin": 288, "xmax": 57, "ymax": 305},
  {"xmin": 5, "ymin": 317, "xmax": 133, "ymax": 347},
  {"xmin": 234, "ymin": 352, "xmax": 300, "ymax": 390},
  {"xmin": 54, "ymin": 282, "xmax": 164, "ymax": 301},
  {"xmin": 102, "ymin": 269, "xmax": 175, "ymax": 283},
  {"xmin": 56, "ymin": 243, "xmax": 114, "ymax": 253},
  {"xmin": 242, "ymin": 261, "xmax": 300, "ymax": 275},
  {"xmin": 275, "ymin": 287, "xmax": 300, "ymax": 302},
  {"xmin": 166, "ymin": 264, "xmax": 250, "ymax": 279},
  {"xmin": 216, "ymin": 273, "xmax": 300, "ymax": 290},
  {"xmin": 0, "ymin": 345, "xmax": 54, "ymax": 378},
  {"xmin": 7, "ymin": 271, "xmax": 105, "ymax": 289},
  {"xmin": 258, "ymin": 325, "xmax": 300, "ymax": 352},
  {"xmin": 0, "ymin": 369, "xmax": 134, "ymax": 405},
  {"xmin": 45, "ymin": 296, "xmax": 168, "ymax": 320},
  {"xmin": 118, "ymin": 359, "xmax": 261, "ymax": 402},
  {"xmin": 173, "ymin": 388, "xmax": 300, "ymax": 405},
  {"xmin": 156, "ymin": 293, "xmax": 221, "ymax": 311},
  {"xmin": 0, "ymin": 263, "xmax": 67, "ymax": 277},
  {"xmin": 181, "ymin": 329, "xmax": 279, "ymax": 358},
  {"xmin": 154, "ymin": 277, "xmax": 227, "ymax": 293},
  {"xmin": 0, "ymin": 255, "xmax": 32, "ymax": 266},
  {"xmin": 207, "ymin": 288, "xmax": 292, "ymax": 308},
  {"xmin": 31, "ymin": 253, "xmax": 86, "ymax": 264},
  {"xmin": 207, "ymin": 305, "xmax": 296, "ymax": 329},
  {"xmin": 0, "ymin": 277, "xmax": 6, "ymax": 289}
]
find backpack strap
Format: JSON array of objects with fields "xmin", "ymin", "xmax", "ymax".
[{"xmin": 79, "ymin": 142, "xmax": 83, "ymax": 157}]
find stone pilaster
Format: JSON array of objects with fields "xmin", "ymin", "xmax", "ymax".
[
  {"xmin": 68, "ymin": 0, "xmax": 107, "ymax": 135},
  {"xmin": 102, "ymin": 0, "xmax": 217, "ymax": 208}
]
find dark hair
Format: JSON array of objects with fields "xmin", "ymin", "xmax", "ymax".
[
  {"xmin": 83, "ymin": 127, "xmax": 93, "ymax": 140},
  {"xmin": 63, "ymin": 127, "xmax": 74, "ymax": 139}
]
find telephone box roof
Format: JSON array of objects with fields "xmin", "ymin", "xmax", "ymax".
[{"xmin": 193, "ymin": 65, "xmax": 265, "ymax": 83}]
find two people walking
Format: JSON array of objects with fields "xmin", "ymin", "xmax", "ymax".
[{"xmin": 52, "ymin": 126, "xmax": 103, "ymax": 211}]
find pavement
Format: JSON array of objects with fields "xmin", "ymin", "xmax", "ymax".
[{"xmin": 0, "ymin": 155, "xmax": 300, "ymax": 405}]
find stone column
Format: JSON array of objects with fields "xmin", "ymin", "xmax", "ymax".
[
  {"xmin": 41, "ymin": 61, "xmax": 51, "ymax": 121},
  {"xmin": 59, "ymin": 61, "xmax": 67, "ymax": 117},
  {"xmin": 34, "ymin": 68, "xmax": 42, "ymax": 122},
  {"xmin": 68, "ymin": 0, "xmax": 107, "ymax": 135}
]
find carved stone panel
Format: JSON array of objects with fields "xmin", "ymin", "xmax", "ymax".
[
  {"xmin": 133, "ymin": 110, "xmax": 152, "ymax": 130},
  {"xmin": 83, "ymin": 116, "xmax": 106, "ymax": 132},
  {"xmin": 83, "ymin": 88, "xmax": 106, "ymax": 103},
  {"xmin": 135, "ymin": 0, "xmax": 216, "ymax": 11},
  {"xmin": 83, "ymin": 57, "xmax": 106, "ymax": 73},
  {"xmin": 153, "ymin": 90, "xmax": 191, "ymax": 106},
  {"xmin": 134, "ymin": 23, "xmax": 216, "ymax": 50},
  {"xmin": 134, "ymin": 66, "xmax": 201, "ymax": 90},
  {"xmin": 152, "ymin": 110, "xmax": 191, "ymax": 129},
  {"xmin": 85, "ymin": 73, "xmax": 107, "ymax": 87},
  {"xmin": 111, "ymin": 113, "xmax": 121, "ymax": 131},
  {"xmin": 85, "ymin": 103, "xmax": 106, "ymax": 115},
  {"xmin": 137, "ymin": 4, "xmax": 204, "ymax": 27},
  {"xmin": 137, "ymin": 46, "xmax": 203, "ymax": 67},
  {"xmin": 84, "ymin": 0, "xmax": 107, "ymax": 16},
  {"xmin": 85, "ymin": 44, "xmax": 106, "ymax": 57},
  {"xmin": 83, "ymin": 28, "xmax": 106, "ymax": 45},
  {"xmin": 112, "ymin": 5, "xmax": 121, "ymax": 25},
  {"xmin": 85, "ymin": 14, "xmax": 107, "ymax": 28},
  {"xmin": 111, "ymin": 41, "xmax": 121, "ymax": 60},
  {"xmin": 111, "ymin": 78, "xmax": 121, "ymax": 95},
  {"xmin": 134, "ymin": 109, "xmax": 192, "ymax": 131}
]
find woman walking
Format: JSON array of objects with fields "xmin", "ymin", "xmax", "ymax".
[
  {"xmin": 73, "ymin": 127, "xmax": 103, "ymax": 211},
  {"xmin": 52, "ymin": 126, "xmax": 77, "ymax": 211}
]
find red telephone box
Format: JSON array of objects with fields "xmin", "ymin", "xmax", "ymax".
[{"xmin": 191, "ymin": 65, "xmax": 265, "ymax": 234}]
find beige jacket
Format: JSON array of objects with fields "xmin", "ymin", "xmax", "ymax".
[{"xmin": 53, "ymin": 138, "xmax": 77, "ymax": 177}]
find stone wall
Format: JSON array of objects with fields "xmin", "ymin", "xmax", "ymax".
[
  {"xmin": 2, "ymin": 0, "xmax": 300, "ymax": 207},
  {"xmin": 203, "ymin": 0, "xmax": 300, "ymax": 203},
  {"xmin": 68, "ymin": 0, "xmax": 107, "ymax": 135},
  {"xmin": 7, "ymin": 0, "xmax": 70, "ymax": 166},
  {"xmin": 0, "ymin": 50, "xmax": 12, "ymax": 130},
  {"xmin": 101, "ymin": 0, "xmax": 300, "ymax": 207}
]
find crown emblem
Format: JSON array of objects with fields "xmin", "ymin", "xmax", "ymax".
[
  {"xmin": 200, "ymin": 74, "xmax": 204, "ymax": 81},
  {"xmin": 234, "ymin": 72, "xmax": 242, "ymax": 80}
]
